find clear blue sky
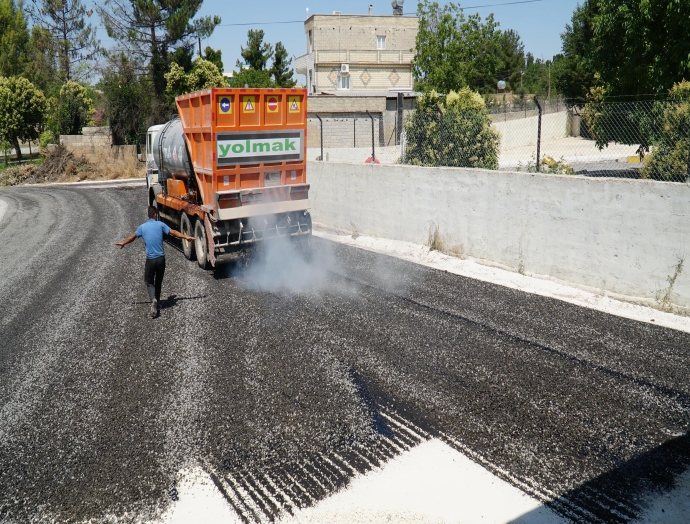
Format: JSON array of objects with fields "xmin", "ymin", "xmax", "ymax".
[{"xmin": 90, "ymin": 0, "xmax": 582, "ymax": 81}]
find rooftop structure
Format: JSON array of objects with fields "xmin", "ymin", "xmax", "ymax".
[{"xmin": 295, "ymin": 9, "xmax": 418, "ymax": 95}]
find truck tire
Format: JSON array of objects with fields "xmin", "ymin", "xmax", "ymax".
[
  {"xmin": 180, "ymin": 213, "xmax": 196, "ymax": 261},
  {"xmin": 194, "ymin": 219, "xmax": 209, "ymax": 269}
]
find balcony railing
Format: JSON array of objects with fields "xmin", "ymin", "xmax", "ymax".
[{"xmin": 299, "ymin": 49, "xmax": 414, "ymax": 66}]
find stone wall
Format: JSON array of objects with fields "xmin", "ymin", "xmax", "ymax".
[{"xmin": 60, "ymin": 127, "xmax": 138, "ymax": 163}]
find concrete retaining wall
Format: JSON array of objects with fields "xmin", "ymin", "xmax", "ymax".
[
  {"xmin": 308, "ymin": 161, "xmax": 690, "ymax": 310},
  {"xmin": 493, "ymin": 111, "xmax": 568, "ymax": 151}
]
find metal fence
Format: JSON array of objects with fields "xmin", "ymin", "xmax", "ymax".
[{"xmin": 311, "ymin": 98, "xmax": 690, "ymax": 183}]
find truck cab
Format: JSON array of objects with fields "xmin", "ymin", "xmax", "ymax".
[{"xmin": 143, "ymin": 124, "xmax": 165, "ymax": 193}]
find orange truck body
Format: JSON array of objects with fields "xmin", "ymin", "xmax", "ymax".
[{"xmin": 147, "ymin": 87, "xmax": 311, "ymax": 267}]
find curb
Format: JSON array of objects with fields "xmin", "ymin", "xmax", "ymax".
[{"xmin": 22, "ymin": 178, "xmax": 146, "ymax": 189}]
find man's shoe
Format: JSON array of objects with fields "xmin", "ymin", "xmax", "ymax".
[{"xmin": 150, "ymin": 299, "xmax": 158, "ymax": 318}]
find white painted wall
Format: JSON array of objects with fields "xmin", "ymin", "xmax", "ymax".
[
  {"xmin": 492, "ymin": 111, "xmax": 568, "ymax": 151},
  {"xmin": 308, "ymin": 162, "xmax": 690, "ymax": 310}
]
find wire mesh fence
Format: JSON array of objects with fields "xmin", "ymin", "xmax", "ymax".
[{"xmin": 311, "ymin": 98, "xmax": 690, "ymax": 183}]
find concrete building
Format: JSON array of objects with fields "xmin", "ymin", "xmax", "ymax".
[{"xmin": 295, "ymin": 9, "xmax": 418, "ymax": 95}]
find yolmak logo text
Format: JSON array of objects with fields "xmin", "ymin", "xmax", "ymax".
[{"xmin": 218, "ymin": 138, "xmax": 299, "ymax": 158}]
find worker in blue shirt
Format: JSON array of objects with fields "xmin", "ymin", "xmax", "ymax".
[{"xmin": 116, "ymin": 206, "xmax": 195, "ymax": 318}]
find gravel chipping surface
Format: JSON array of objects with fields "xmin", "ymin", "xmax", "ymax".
[{"xmin": 0, "ymin": 186, "xmax": 689, "ymax": 523}]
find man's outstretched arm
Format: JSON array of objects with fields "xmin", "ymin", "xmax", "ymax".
[
  {"xmin": 168, "ymin": 229, "xmax": 195, "ymax": 242},
  {"xmin": 115, "ymin": 234, "xmax": 136, "ymax": 248}
]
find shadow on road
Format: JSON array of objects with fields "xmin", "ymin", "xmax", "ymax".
[
  {"xmin": 159, "ymin": 294, "xmax": 205, "ymax": 309},
  {"xmin": 511, "ymin": 432, "xmax": 690, "ymax": 523}
]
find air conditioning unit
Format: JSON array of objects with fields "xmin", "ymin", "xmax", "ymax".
[{"xmin": 340, "ymin": 64, "xmax": 350, "ymax": 74}]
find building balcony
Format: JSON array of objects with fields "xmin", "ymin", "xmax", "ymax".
[{"xmin": 296, "ymin": 49, "xmax": 414, "ymax": 69}]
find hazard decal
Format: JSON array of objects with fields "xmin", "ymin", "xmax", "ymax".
[
  {"xmin": 218, "ymin": 96, "xmax": 232, "ymax": 114},
  {"xmin": 242, "ymin": 95, "xmax": 256, "ymax": 113},
  {"xmin": 266, "ymin": 96, "xmax": 279, "ymax": 113},
  {"xmin": 288, "ymin": 96, "xmax": 301, "ymax": 113}
]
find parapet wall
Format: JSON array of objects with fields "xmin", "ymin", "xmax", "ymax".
[{"xmin": 308, "ymin": 161, "xmax": 690, "ymax": 311}]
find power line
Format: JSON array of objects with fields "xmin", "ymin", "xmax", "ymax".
[
  {"xmin": 405, "ymin": 0, "xmax": 544, "ymax": 13},
  {"xmin": 125, "ymin": 0, "xmax": 546, "ymax": 29}
]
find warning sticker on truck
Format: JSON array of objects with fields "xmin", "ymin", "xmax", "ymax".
[{"xmin": 216, "ymin": 130, "xmax": 304, "ymax": 165}]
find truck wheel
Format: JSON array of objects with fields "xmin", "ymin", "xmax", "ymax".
[
  {"xmin": 180, "ymin": 213, "xmax": 196, "ymax": 261},
  {"xmin": 194, "ymin": 219, "xmax": 209, "ymax": 269}
]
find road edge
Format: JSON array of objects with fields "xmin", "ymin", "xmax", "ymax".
[{"xmin": 314, "ymin": 227, "xmax": 690, "ymax": 334}]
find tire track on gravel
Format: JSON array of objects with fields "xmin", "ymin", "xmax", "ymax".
[
  {"xmin": 0, "ymin": 188, "xmax": 147, "ymax": 522},
  {"xmin": 0, "ymin": 188, "xmax": 123, "ymax": 437}
]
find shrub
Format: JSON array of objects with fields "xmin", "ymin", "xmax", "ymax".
[
  {"xmin": 640, "ymin": 81, "xmax": 690, "ymax": 182},
  {"xmin": 39, "ymin": 130, "xmax": 55, "ymax": 148},
  {"xmin": 403, "ymin": 88, "xmax": 500, "ymax": 169},
  {"xmin": 56, "ymin": 81, "xmax": 95, "ymax": 136}
]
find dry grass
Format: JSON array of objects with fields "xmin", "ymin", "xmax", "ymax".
[
  {"xmin": 428, "ymin": 223, "xmax": 445, "ymax": 252},
  {"xmin": 0, "ymin": 145, "xmax": 145, "ymax": 187},
  {"xmin": 658, "ymin": 257, "xmax": 685, "ymax": 312}
]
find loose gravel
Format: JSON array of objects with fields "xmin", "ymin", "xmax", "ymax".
[{"xmin": 0, "ymin": 186, "xmax": 688, "ymax": 523}]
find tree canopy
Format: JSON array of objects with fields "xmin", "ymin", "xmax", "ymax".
[
  {"xmin": 97, "ymin": 0, "xmax": 220, "ymax": 102},
  {"xmin": 270, "ymin": 42, "xmax": 296, "ymax": 88},
  {"xmin": 230, "ymin": 31, "xmax": 296, "ymax": 88},
  {"xmin": 0, "ymin": 0, "xmax": 29, "ymax": 78},
  {"xmin": 556, "ymin": 0, "xmax": 690, "ymax": 99},
  {"xmin": 56, "ymin": 80, "xmax": 95, "ymax": 135},
  {"xmin": 412, "ymin": 0, "xmax": 530, "ymax": 94},
  {"xmin": 0, "ymin": 76, "xmax": 47, "ymax": 160},
  {"xmin": 28, "ymin": 0, "xmax": 100, "ymax": 82},
  {"xmin": 237, "ymin": 30, "xmax": 273, "ymax": 71},
  {"xmin": 165, "ymin": 58, "xmax": 226, "ymax": 101}
]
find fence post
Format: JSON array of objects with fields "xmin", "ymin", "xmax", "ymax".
[
  {"xmin": 396, "ymin": 92, "xmax": 403, "ymax": 145},
  {"xmin": 316, "ymin": 114, "xmax": 323, "ymax": 161},
  {"xmin": 534, "ymin": 96, "xmax": 543, "ymax": 171},
  {"xmin": 366, "ymin": 110, "xmax": 375, "ymax": 163}
]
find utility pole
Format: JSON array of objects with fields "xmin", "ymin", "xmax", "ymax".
[{"xmin": 547, "ymin": 63, "xmax": 551, "ymax": 100}]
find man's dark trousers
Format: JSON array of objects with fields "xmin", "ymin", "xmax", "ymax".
[{"xmin": 144, "ymin": 256, "xmax": 166, "ymax": 301}]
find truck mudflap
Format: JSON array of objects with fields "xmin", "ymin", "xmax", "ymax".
[{"xmin": 205, "ymin": 215, "xmax": 217, "ymax": 267}]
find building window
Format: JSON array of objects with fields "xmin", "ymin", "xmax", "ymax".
[
  {"xmin": 377, "ymin": 36, "xmax": 386, "ymax": 50},
  {"xmin": 337, "ymin": 74, "xmax": 350, "ymax": 90},
  {"xmin": 308, "ymin": 30, "xmax": 313, "ymax": 53}
]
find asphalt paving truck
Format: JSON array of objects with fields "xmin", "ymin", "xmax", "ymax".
[{"xmin": 141, "ymin": 87, "xmax": 311, "ymax": 268}]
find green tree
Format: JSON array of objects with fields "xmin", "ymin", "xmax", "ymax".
[
  {"xmin": 237, "ymin": 29, "xmax": 273, "ymax": 71},
  {"xmin": 557, "ymin": 0, "xmax": 690, "ymax": 99},
  {"xmin": 412, "ymin": 1, "xmax": 504, "ymax": 94},
  {"xmin": 0, "ymin": 0, "xmax": 29, "ymax": 78},
  {"xmin": 227, "ymin": 68, "xmax": 275, "ymax": 88},
  {"xmin": 0, "ymin": 76, "xmax": 47, "ymax": 160},
  {"xmin": 99, "ymin": 55, "xmax": 152, "ymax": 145},
  {"xmin": 590, "ymin": 0, "xmax": 690, "ymax": 96},
  {"xmin": 28, "ymin": 0, "xmax": 100, "ymax": 81},
  {"xmin": 270, "ymin": 42, "xmax": 296, "ymax": 87},
  {"xmin": 165, "ymin": 58, "xmax": 226, "ymax": 101},
  {"xmin": 641, "ymin": 81, "xmax": 690, "ymax": 181},
  {"xmin": 553, "ymin": 1, "xmax": 596, "ymax": 100},
  {"xmin": 403, "ymin": 87, "xmax": 500, "ymax": 169},
  {"xmin": 495, "ymin": 29, "xmax": 525, "ymax": 92},
  {"xmin": 204, "ymin": 46, "xmax": 223, "ymax": 73},
  {"xmin": 24, "ymin": 25, "xmax": 60, "ymax": 94},
  {"xmin": 97, "ymin": 0, "xmax": 220, "ymax": 102},
  {"xmin": 56, "ymin": 80, "xmax": 95, "ymax": 135}
]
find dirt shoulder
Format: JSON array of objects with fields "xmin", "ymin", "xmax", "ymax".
[{"xmin": 0, "ymin": 144, "xmax": 145, "ymax": 187}]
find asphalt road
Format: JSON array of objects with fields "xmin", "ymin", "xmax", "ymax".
[{"xmin": 1, "ymin": 186, "xmax": 689, "ymax": 523}]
